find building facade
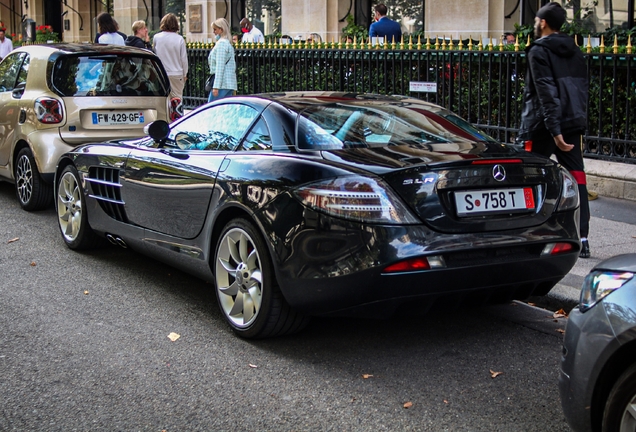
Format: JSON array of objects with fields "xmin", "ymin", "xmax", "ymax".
[{"xmin": 0, "ymin": 1, "xmax": 633, "ymax": 45}]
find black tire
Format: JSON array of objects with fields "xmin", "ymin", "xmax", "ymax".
[
  {"xmin": 602, "ymin": 363, "xmax": 636, "ymax": 432},
  {"xmin": 14, "ymin": 147, "xmax": 52, "ymax": 211},
  {"xmin": 213, "ymin": 218, "xmax": 309, "ymax": 339},
  {"xmin": 56, "ymin": 165, "xmax": 104, "ymax": 250}
]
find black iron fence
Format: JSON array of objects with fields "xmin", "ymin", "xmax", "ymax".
[{"xmin": 184, "ymin": 40, "xmax": 636, "ymax": 164}]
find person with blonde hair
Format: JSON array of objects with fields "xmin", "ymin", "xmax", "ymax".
[
  {"xmin": 125, "ymin": 20, "xmax": 152, "ymax": 50},
  {"xmin": 207, "ymin": 18, "xmax": 236, "ymax": 102},
  {"xmin": 153, "ymin": 13, "xmax": 188, "ymax": 99}
]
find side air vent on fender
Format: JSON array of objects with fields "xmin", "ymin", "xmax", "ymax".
[{"xmin": 86, "ymin": 167, "xmax": 128, "ymax": 222}]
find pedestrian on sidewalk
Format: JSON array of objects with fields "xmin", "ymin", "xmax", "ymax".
[
  {"xmin": 369, "ymin": 4, "xmax": 402, "ymax": 44},
  {"xmin": 207, "ymin": 18, "xmax": 236, "ymax": 102},
  {"xmin": 518, "ymin": 2, "xmax": 591, "ymax": 258},
  {"xmin": 96, "ymin": 13, "xmax": 125, "ymax": 45},
  {"xmin": 153, "ymin": 13, "xmax": 188, "ymax": 100},
  {"xmin": 239, "ymin": 18, "xmax": 264, "ymax": 44},
  {"xmin": 125, "ymin": 20, "xmax": 152, "ymax": 51}
]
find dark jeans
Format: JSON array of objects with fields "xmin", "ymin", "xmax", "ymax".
[{"xmin": 529, "ymin": 131, "xmax": 590, "ymax": 238}]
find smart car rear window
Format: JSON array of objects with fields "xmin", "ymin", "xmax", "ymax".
[{"xmin": 52, "ymin": 55, "xmax": 169, "ymax": 97}]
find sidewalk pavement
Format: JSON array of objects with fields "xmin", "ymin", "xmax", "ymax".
[{"xmin": 537, "ymin": 157, "xmax": 636, "ymax": 312}]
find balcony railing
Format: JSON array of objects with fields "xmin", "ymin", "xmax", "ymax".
[{"xmin": 185, "ymin": 37, "xmax": 636, "ymax": 164}]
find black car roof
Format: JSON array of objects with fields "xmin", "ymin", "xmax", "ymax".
[{"xmin": 24, "ymin": 43, "xmax": 155, "ymax": 57}]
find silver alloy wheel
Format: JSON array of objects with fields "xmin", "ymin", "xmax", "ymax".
[
  {"xmin": 619, "ymin": 394, "xmax": 636, "ymax": 432},
  {"xmin": 215, "ymin": 227, "xmax": 263, "ymax": 328},
  {"xmin": 15, "ymin": 153, "xmax": 33, "ymax": 205},
  {"xmin": 57, "ymin": 170, "xmax": 83, "ymax": 242}
]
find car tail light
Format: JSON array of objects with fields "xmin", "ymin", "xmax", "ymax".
[
  {"xmin": 170, "ymin": 97, "xmax": 182, "ymax": 121},
  {"xmin": 294, "ymin": 175, "xmax": 420, "ymax": 224},
  {"xmin": 556, "ymin": 169, "xmax": 580, "ymax": 212},
  {"xmin": 383, "ymin": 255, "xmax": 446, "ymax": 273},
  {"xmin": 35, "ymin": 97, "xmax": 63, "ymax": 124},
  {"xmin": 541, "ymin": 242, "xmax": 575, "ymax": 256}
]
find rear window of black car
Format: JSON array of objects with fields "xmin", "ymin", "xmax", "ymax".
[
  {"xmin": 52, "ymin": 55, "xmax": 169, "ymax": 97},
  {"xmin": 296, "ymin": 103, "xmax": 497, "ymax": 150}
]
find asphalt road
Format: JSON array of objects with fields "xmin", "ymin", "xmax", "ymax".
[{"xmin": 0, "ymin": 180, "xmax": 610, "ymax": 431}]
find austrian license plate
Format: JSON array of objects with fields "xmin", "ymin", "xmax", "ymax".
[
  {"xmin": 92, "ymin": 111, "xmax": 144, "ymax": 126},
  {"xmin": 455, "ymin": 187, "xmax": 535, "ymax": 216}
]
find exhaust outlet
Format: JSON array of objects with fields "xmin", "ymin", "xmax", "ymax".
[{"xmin": 106, "ymin": 234, "xmax": 128, "ymax": 248}]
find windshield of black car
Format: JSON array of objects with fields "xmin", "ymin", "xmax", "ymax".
[
  {"xmin": 52, "ymin": 55, "xmax": 169, "ymax": 97},
  {"xmin": 296, "ymin": 103, "xmax": 497, "ymax": 150}
]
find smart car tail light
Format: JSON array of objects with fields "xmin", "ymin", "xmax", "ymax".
[
  {"xmin": 35, "ymin": 97, "xmax": 63, "ymax": 124},
  {"xmin": 170, "ymin": 97, "xmax": 183, "ymax": 121},
  {"xmin": 294, "ymin": 175, "xmax": 420, "ymax": 224}
]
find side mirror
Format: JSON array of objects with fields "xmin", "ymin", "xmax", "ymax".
[{"xmin": 144, "ymin": 120, "xmax": 170, "ymax": 142}]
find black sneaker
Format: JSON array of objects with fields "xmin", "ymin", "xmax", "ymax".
[{"xmin": 580, "ymin": 239, "xmax": 591, "ymax": 258}]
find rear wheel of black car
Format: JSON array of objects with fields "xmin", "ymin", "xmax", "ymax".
[
  {"xmin": 214, "ymin": 218, "xmax": 309, "ymax": 338},
  {"xmin": 603, "ymin": 363, "xmax": 636, "ymax": 432},
  {"xmin": 14, "ymin": 148, "xmax": 52, "ymax": 211},
  {"xmin": 56, "ymin": 165, "xmax": 103, "ymax": 250}
]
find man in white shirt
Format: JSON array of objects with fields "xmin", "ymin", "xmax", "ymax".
[
  {"xmin": 0, "ymin": 25, "xmax": 14, "ymax": 61},
  {"xmin": 239, "ymin": 18, "xmax": 264, "ymax": 44}
]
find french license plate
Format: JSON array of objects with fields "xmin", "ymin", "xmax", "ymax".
[
  {"xmin": 455, "ymin": 187, "xmax": 535, "ymax": 216},
  {"xmin": 91, "ymin": 111, "xmax": 144, "ymax": 126}
]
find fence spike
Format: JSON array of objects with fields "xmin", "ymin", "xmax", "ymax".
[
  {"xmin": 478, "ymin": 36, "xmax": 483, "ymax": 51},
  {"xmin": 408, "ymin": 35, "xmax": 413, "ymax": 50},
  {"xmin": 400, "ymin": 35, "xmax": 405, "ymax": 50},
  {"xmin": 600, "ymin": 35, "xmax": 605, "ymax": 53},
  {"xmin": 499, "ymin": 36, "xmax": 504, "ymax": 52},
  {"xmin": 458, "ymin": 38, "xmax": 463, "ymax": 51},
  {"xmin": 417, "ymin": 34, "xmax": 422, "ymax": 50},
  {"xmin": 449, "ymin": 37, "xmax": 454, "ymax": 51},
  {"xmin": 468, "ymin": 36, "xmax": 474, "ymax": 51},
  {"xmin": 391, "ymin": 35, "xmax": 396, "ymax": 50},
  {"xmin": 425, "ymin": 36, "xmax": 431, "ymax": 50},
  {"xmin": 442, "ymin": 36, "xmax": 447, "ymax": 50},
  {"xmin": 628, "ymin": 34, "xmax": 632, "ymax": 54},
  {"xmin": 527, "ymin": 34, "xmax": 531, "ymax": 47},
  {"xmin": 514, "ymin": 35, "xmax": 519, "ymax": 52},
  {"xmin": 613, "ymin": 34, "xmax": 619, "ymax": 54},
  {"xmin": 586, "ymin": 34, "xmax": 593, "ymax": 53},
  {"xmin": 434, "ymin": 36, "xmax": 440, "ymax": 50}
]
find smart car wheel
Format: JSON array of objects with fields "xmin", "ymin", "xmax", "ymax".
[
  {"xmin": 56, "ymin": 165, "xmax": 103, "ymax": 250},
  {"xmin": 602, "ymin": 363, "xmax": 636, "ymax": 432},
  {"xmin": 214, "ymin": 218, "xmax": 309, "ymax": 339},
  {"xmin": 14, "ymin": 148, "xmax": 52, "ymax": 211}
]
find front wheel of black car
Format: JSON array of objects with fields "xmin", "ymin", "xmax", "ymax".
[
  {"xmin": 56, "ymin": 165, "xmax": 103, "ymax": 250},
  {"xmin": 14, "ymin": 148, "xmax": 52, "ymax": 211},
  {"xmin": 602, "ymin": 363, "xmax": 636, "ymax": 432},
  {"xmin": 214, "ymin": 218, "xmax": 308, "ymax": 338}
]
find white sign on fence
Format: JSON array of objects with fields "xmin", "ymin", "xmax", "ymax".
[{"xmin": 409, "ymin": 81, "xmax": 437, "ymax": 93}]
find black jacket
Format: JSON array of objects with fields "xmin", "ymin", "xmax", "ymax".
[
  {"xmin": 518, "ymin": 33, "xmax": 588, "ymax": 140},
  {"xmin": 124, "ymin": 35, "xmax": 152, "ymax": 51}
]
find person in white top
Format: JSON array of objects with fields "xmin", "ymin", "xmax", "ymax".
[
  {"xmin": 239, "ymin": 18, "xmax": 264, "ymax": 44},
  {"xmin": 0, "ymin": 24, "xmax": 13, "ymax": 61},
  {"xmin": 96, "ymin": 13, "xmax": 125, "ymax": 46},
  {"xmin": 153, "ymin": 13, "xmax": 188, "ymax": 100}
]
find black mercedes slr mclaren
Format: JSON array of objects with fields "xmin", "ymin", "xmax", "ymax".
[{"xmin": 54, "ymin": 92, "xmax": 581, "ymax": 338}]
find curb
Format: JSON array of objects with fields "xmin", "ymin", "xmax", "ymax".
[{"xmin": 585, "ymin": 158, "xmax": 636, "ymax": 202}]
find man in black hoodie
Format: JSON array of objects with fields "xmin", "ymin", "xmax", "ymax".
[
  {"xmin": 125, "ymin": 20, "xmax": 152, "ymax": 51},
  {"xmin": 518, "ymin": 2, "xmax": 591, "ymax": 258}
]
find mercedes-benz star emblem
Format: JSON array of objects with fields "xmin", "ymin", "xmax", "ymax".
[{"xmin": 492, "ymin": 164, "xmax": 506, "ymax": 182}]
